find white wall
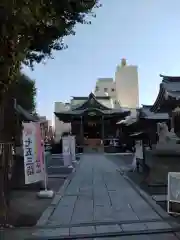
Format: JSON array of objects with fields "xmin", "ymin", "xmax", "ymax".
[
  {"xmin": 115, "ymin": 65, "xmax": 139, "ymax": 109},
  {"xmin": 71, "ymin": 99, "xmax": 85, "ymax": 107},
  {"xmin": 54, "ymin": 102, "xmax": 71, "ymax": 142},
  {"xmin": 94, "ymin": 78, "xmax": 116, "ymax": 100}
]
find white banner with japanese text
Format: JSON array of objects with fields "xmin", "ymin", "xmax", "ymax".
[
  {"xmin": 70, "ymin": 135, "xmax": 76, "ymax": 161},
  {"xmin": 62, "ymin": 136, "xmax": 71, "ymax": 166},
  {"xmin": 168, "ymin": 172, "xmax": 180, "ymax": 215},
  {"xmin": 135, "ymin": 140, "xmax": 143, "ymax": 160},
  {"xmin": 22, "ymin": 122, "xmax": 44, "ymax": 184}
]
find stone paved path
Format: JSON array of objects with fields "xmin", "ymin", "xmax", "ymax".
[{"xmin": 32, "ymin": 154, "xmax": 180, "ymax": 239}]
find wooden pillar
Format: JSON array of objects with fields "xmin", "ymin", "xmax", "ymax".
[
  {"xmin": 169, "ymin": 110, "xmax": 175, "ymax": 131},
  {"xmin": 80, "ymin": 116, "xmax": 83, "ymax": 144},
  {"xmin": 142, "ymin": 138, "xmax": 146, "ymax": 171},
  {"xmin": 170, "ymin": 113, "xmax": 174, "ymax": 131},
  {"xmin": 101, "ymin": 116, "xmax": 104, "ymax": 140}
]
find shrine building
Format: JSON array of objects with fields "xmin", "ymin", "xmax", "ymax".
[{"xmin": 54, "ymin": 92, "xmax": 130, "ymax": 149}]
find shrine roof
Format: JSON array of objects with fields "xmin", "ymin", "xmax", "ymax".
[
  {"xmin": 70, "ymin": 92, "xmax": 114, "ymax": 110},
  {"xmin": 15, "ymin": 104, "xmax": 39, "ymax": 122},
  {"xmin": 54, "ymin": 92, "xmax": 131, "ymax": 122},
  {"xmin": 55, "ymin": 92, "xmax": 131, "ymax": 121},
  {"xmin": 72, "ymin": 95, "xmax": 111, "ymax": 100},
  {"xmin": 150, "ymin": 74, "xmax": 180, "ymax": 112},
  {"xmin": 160, "ymin": 74, "xmax": 180, "ymax": 82},
  {"xmin": 140, "ymin": 105, "xmax": 169, "ymax": 120},
  {"xmin": 54, "ymin": 107, "xmax": 130, "ymax": 119},
  {"xmin": 116, "ymin": 109, "xmax": 138, "ymax": 126}
]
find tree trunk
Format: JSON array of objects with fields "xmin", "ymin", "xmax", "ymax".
[
  {"xmin": 0, "ymin": 92, "xmax": 15, "ymax": 228},
  {"xmin": 0, "ymin": 154, "xmax": 8, "ymax": 226},
  {"xmin": 0, "ymin": 34, "xmax": 23, "ymax": 227}
]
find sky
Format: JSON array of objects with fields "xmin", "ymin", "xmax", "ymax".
[{"xmin": 23, "ymin": 0, "xmax": 180, "ymax": 121}]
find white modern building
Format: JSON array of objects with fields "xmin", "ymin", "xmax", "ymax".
[
  {"xmin": 115, "ymin": 59, "xmax": 139, "ymax": 109},
  {"xmin": 94, "ymin": 59, "xmax": 139, "ymax": 109},
  {"xmin": 94, "ymin": 78, "xmax": 116, "ymax": 101},
  {"xmin": 54, "ymin": 59, "xmax": 139, "ymax": 141}
]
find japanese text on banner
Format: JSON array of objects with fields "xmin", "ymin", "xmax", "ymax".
[{"xmin": 23, "ymin": 122, "xmax": 44, "ymax": 184}]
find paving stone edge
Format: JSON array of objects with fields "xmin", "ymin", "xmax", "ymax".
[
  {"xmin": 117, "ymin": 169, "xmax": 173, "ymax": 220},
  {"xmin": 36, "ymin": 161, "xmax": 81, "ymax": 227},
  {"xmin": 118, "ymin": 169, "xmax": 180, "ymax": 239}
]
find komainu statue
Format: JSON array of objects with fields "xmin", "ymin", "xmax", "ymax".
[
  {"xmin": 157, "ymin": 122, "xmax": 169, "ymax": 143},
  {"xmin": 156, "ymin": 122, "xmax": 180, "ymax": 154},
  {"xmin": 157, "ymin": 122, "xmax": 179, "ymax": 144}
]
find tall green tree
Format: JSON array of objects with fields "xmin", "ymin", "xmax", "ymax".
[
  {"xmin": 0, "ymin": 0, "xmax": 100, "ymax": 88},
  {"xmin": 0, "ymin": 73, "xmax": 36, "ymax": 228},
  {"xmin": 0, "ymin": 0, "xmax": 100, "ymax": 227},
  {"xmin": 14, "ymin": 73, "xmax": 36, "ymax": 112}
]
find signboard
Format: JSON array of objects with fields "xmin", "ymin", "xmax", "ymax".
[
  {"xmin": 44, "ymin": 144, "xmax": 52, "ymax": 152},
  {"xmin": 131, "ymin": 154, "xmax": 137, "ymax": 171},
  {"xmin": 168, "ymin": 172, "xmax": 180, "ymax": 215},
  {"xmin": 62, "ymin": 136, "xmax": 71, "ymax": 166},
  {"xmin": 135, "ymin": 140, "xmax": 143, "ymax": 160},
  {"xmin": 70, "ymin": 135, "xmax": 76, "ymax": 161},
  {"xmin": 88, "ymin": 111, "xmax": 96, "ymax": 116},
  {"xmin": 22, "ymin": 122, "xmax": 44, "ymax": 185},
  {"xmin": 35, "ymin": 122, "xmax": 45, "ymax": 174},
  {"xmin": 44, "ymin": 137, "xmax": 52, "ymax": 152}
]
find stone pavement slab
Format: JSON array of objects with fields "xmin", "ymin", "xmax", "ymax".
[
  {"xmin": 31, "ymin": 153, "xmax": 180, "ymax": 239},
  {"xmin": 152, "ymin": 194, "xmax": 167, "ymax": 202}
]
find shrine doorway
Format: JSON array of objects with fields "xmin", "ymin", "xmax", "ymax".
[{"xmin": 83, "ymin": 120, "xmax": 101, "ymax": 139}]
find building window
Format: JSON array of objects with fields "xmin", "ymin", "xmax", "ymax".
[
  {"xmin": 104, "ymin": 88, "xmax": 108, "ymax": 92},
  {"xmin": 111, "ymin": 88, "xmax": 115, "ymax": 92},
  {"xmin": 95, "ymin": 86, "xmax": 99, "ymax": 91}
]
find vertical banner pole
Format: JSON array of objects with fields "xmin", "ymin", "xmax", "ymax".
[
  {"xmin": 43, "ymin": 151, "xmax": 48, "ymax": 191},
  {"xmin": 37, "ymin": 131, "xmax": 54, "ymax": 199}
]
